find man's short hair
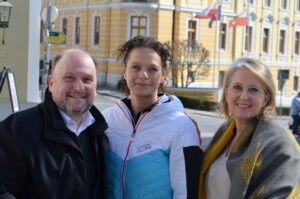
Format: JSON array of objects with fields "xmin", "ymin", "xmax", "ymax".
[{"xmin": 50, "ymin": 52, "xmax": 98, "ymax": 75}]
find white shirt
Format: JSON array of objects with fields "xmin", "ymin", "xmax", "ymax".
[
  {"xmin": 59, "ymin": 110, "xmax": 95, "ymax": 136},
  {"xmin": 205, "ymin": 149, "xmax": 231, "ymax": 199}
]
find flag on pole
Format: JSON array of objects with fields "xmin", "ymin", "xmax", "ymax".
[
  {"xmin": 195, "ymin": 0, "xmax": 218, "ymax": 19},
  {"xmin": 229, "ymin": 12, "xmax": 247, "ymax": 27},
  {"xmin": 208, "ymin": 5, "xmax": 221, "ymax": 28}
]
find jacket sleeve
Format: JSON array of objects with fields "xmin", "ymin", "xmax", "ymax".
[
  {"xmin": 0, "ymin": 118, "xmax": 28, "ymax": 198},
  {"xmin": 169, "ymin": 115, "xmax": 203, "ymax": 199}
]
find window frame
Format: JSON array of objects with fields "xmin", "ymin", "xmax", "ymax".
[
  {"xmin": 293, "ymin": 75, "xmax": 299, "ymax": 91},
  {"xmin": 280, "ymin": 0, "xmax": 288, "ymax": 10},
  {"xmin": 40, "ymin": 20, "xmax": 43, "ymax": 43},
  {"xmin": 278, "ymin": 29, "xmax": 287, "ymax": 55},
  {"xmin": 62, "ymin": 17, "xmax": 68, "ymax": 37},
  {"xmin": 59, "ymin": 16, "xmax": 67, "ymax": 47},
  {"xmin": 218, "ymin": 71, "xmax": 225, "ymax": 88},
  {"xmin": 247, "ymin": 0, "xmax": 255, "ymax": 6},
  {"xmin": 218, "ymin": 22, "xmax": 228, "ymax": 52},
  {"xmin": 295, "ymin": 31, "xmax": 300, "ymax": 56},
  {"xmin": 244, "ymin": 25, "xmax": 254, "ymax": 53},
  {"xmin": 130, "ymin": 16, "xmax": 147, "ymax": 39},
  {"xmin": 297, "ymin": 0, "xmax": 300, "ymax": 12},
  {"xmin": 91, "ymin": 15, "xmax": 101, "ymax": 48},
  {"xmin": 187, "ymin": 19, "xmax": 198, "ymax": 47},
  {"xmin": 262, "ymin": 27, "xmax": 271, "ymax": 54},
  {"xmin": 264, "ymin": 0, "xmax": 272, "ymax": 8},
  {"xmin": 73, "ymin": 16, "xmax": 81, "ymax": 46}
]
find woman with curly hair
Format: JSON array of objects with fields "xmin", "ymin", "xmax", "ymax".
[{"xmin": 102, "ymin": 36, "xmax": 202, "ymax": 199}]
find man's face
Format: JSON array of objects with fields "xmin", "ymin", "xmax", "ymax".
[{"xmin": 48, "ymin": 52, "xmax": 97, "ymax": 120}]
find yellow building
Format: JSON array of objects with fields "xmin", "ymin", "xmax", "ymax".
[{"xmin": 41, "ymin": 0, "xmax": 300, "ymax": 106}]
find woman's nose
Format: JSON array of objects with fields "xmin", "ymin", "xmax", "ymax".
[
  {"xmin": 240, "ymin": 89, "xmax": 250, "ymax": 99},
  {"xmin": 138, "ymin": 70, "xmax": 149, "ymax": 79}
]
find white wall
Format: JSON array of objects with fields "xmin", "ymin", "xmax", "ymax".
[{"xmin": 0, "ymin": 0, "xmax": 41, "ymax": 102}]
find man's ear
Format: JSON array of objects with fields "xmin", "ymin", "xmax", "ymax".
[{"xmin": 48, "ymin": 75, "xmax": 53, "ymax": 92}]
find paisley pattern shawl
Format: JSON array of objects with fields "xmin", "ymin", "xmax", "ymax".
[{"xmin": 199, "ymin": 118, "xmax": 300, "ymax": 199}]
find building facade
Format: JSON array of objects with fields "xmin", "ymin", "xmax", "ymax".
[{"xmin": 41, "ymin": 0, "xmax": 300, "ymax": 106}]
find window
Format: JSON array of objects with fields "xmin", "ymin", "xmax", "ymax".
[
  {"xmin": 279, "ymin": 29, "xmax": 286, "ymax": 54},
  {"xmin": 244, "ymin": 26, "xmax": 253, "ymax": 52},
  {"xmin": 219, "ymin": 23, "xmax": 227, "ymax": 50},
  {"xmin": 187, "ymin": 20, "xmax": 197, "ymax": 47},
  {"xmin": 264, "ymin": 0, "xmax": 271, "ymax": 7},
  {"xmin": 218, "ymin": 71, "xmax": 225, "ymax": 88},
  {"xmin": 248, "ymin": 0, "xmax": 254, "ymax": 5},
  {"xmin": 262, "ymin": 28, "xmax": 270, "ymax": 53},
  {"xmin": 295, "ymin": 31, "xmax": 300, "ymax": 55},
  {"xmin": 94, "ymin": 16, "xmax": 100, "ymax": 45},
  {"xmin": 281, "ymin": 0, "xmax": 287, "ymax": 10},
  {"xmin": 62, "ymin": 18, "xmax": 67, "ymax": 36},
  {"xmin": 297, "ymin": 0, "xmax": 300, "ymax": 12},
  {"xmin": 278, "ymin": 70, "xmax": 289, "ymax": 91},
  {"xmin": 75, "ymin": 17, "xmax": 80, "ymax": 44},
  {"xmin": 130, "ymin": 16, "xmax": 147, "ymax": 38},
  {"xmin": 40, "ymin": 21, "xmax": 43, "ymax": 43},
  {"xmin": 294, "ymin": 76, "xmax": 299, "ymax": 91}
]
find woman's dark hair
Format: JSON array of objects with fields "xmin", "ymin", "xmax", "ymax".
[{"xmin": 117, "ymin": 36, "xmax": 172, "ymax": 95}]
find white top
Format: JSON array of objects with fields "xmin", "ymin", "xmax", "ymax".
[
  {"xmin": 205, "ymin": 149, "xmax": 231, "ymax": 199},
  {"xmin": 59, "ymin": 110, "xmax": 95, "ymax": 136}
]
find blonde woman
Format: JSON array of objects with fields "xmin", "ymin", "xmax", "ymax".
[{"xmin": 199, "ymin": 58, "xmax": 300, "ymax": 199}]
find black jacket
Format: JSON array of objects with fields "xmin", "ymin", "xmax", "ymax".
[{"xmin": 0, "ymin": 90, "xmax": 108, "ymax": 199}]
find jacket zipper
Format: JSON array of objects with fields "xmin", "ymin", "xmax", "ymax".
[
  {"xmin": 117, "ymin": 102, "xmax": 159, "ymax": 199},
  {"xmin": 121, "ymin": 129, "xmax": 136, "ymax": 199}
]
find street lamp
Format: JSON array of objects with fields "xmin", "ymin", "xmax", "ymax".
[{"xmin": 0, "ymin": 0, "xmax": 13, "ymax": 44}]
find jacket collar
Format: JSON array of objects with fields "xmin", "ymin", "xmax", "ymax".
[{"xmin": 41, "ymin": 88, "xmax": 108, "ymax": 153}]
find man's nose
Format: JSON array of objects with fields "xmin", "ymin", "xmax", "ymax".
[{"xmin": 73, "ymin": 80, "xmax": 84, "ymax": 90}]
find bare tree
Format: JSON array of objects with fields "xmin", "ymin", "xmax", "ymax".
[{"xmin": 168, "ymin": 40, "xmax": 210, "ymax": 88}]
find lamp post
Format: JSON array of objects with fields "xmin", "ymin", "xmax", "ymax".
[{"xmin": 0, "ymin": 0, "xmax": 13, "ymax": 44}]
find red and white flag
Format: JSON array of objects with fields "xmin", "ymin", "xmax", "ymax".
[
  {"xmin": 195, "ymin": 0, "xmax": 218, "ymax": 19},
  {"xmin": 229, "ymin": 12, "xmax": 247, "ymax": 27}
]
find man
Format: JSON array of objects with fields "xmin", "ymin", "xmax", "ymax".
[
  {"xmin": 0, "ymin": 49, "xmax": 108, "ymax": 199},
  {"xmin": 291, "ymin": 91, "xmax": 300, "ymax": 135}
]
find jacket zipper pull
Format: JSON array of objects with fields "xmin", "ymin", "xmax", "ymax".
[{"xmin": 131, "ymin": 129, "xmax": 136, "ymax": 139}]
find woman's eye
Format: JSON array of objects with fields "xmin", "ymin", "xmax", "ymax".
[
  {"xmin": 131, "ymin": 65, "xmax": 140, "ymax": 70},
  {"xmin": 149, "ymin": 67, "xmax": 158, "ymax": 72},
  {"xmin": 248, "ymin": 87, "xmax": 259, "ymax": 93},
  {"xmin": 232, "ymin": 85, "xmax": 242, "ymax": 90}
]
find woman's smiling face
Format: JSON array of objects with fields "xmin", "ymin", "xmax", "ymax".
[
  {"xmin": 225, "ymin": 68, "xmax": 269, "ymax": 125},
  {"xmin": 124, "ymin": 47, "xmax": 165, "ymax": 100}
]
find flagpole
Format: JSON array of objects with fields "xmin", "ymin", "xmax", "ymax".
[
  {"xmin": 246, "ymin": 0, "xmax": 250, "ymax": 57},
  {"xmin": 212, "ymin": 14, "xmax": 217, "ymax": 88},
  {"xmin": 217, "ymin": 0, "xmax": 221, "ymax": 88},
  {"xmin": 212, "ymin": 0, "xmax": 220, "ymax": 88}
]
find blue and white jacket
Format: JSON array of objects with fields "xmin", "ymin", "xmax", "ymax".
[{"xmin": 102, "ymin": 94, "xmax": 202, "ymax": 199}]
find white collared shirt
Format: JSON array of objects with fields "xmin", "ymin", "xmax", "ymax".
[{"xmin": 59, "ymin": 110, "xmax": 95, "ymax": 136}]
